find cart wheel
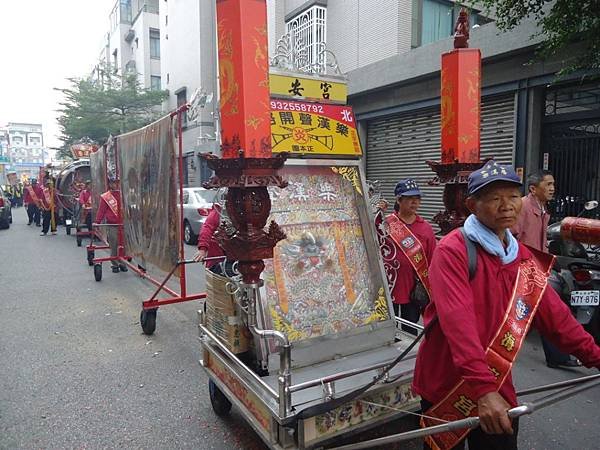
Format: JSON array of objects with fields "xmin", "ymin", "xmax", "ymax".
[
  {"xmin": 66, "ymin": 225, "xmax": 71, "ymax": 235},
  {"xmin": 140, "ymin": 308, "xmax": 157, "ymax": 335},
  {"xmin": 77, "ymin": 236, "xmax": 82, "ymax": 247},
  {"xmin": 87, "ymin": 249, "xmax": 95, "ymax": 266},
  {"xmin": 209, "ymin": 380, "xmax": 232, "ymax": 416},
  {"xmin": 94, "ymin": 264, "xmax": 102, "ymax": 282}
]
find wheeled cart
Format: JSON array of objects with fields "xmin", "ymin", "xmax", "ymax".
[{"xmin": 198, "ymin": 159, "xmax": 422, "ymax": 449}]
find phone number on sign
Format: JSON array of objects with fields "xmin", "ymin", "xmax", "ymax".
[{"xmin": 270, "ymin": 100, "xmax": 324, "ymax": 113}]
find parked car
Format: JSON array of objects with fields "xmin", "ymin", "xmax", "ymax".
[
  {"xmin": 0, "ymin": 187, "xmax": 13, "ymax": 229},
  {"xmin": 181, "ymin": 187, "xmax": 215, "ymax": 245}
]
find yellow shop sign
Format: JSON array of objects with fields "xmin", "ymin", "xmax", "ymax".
[{"xmin": 269, "ymin": 73, "xmax": 347, "ymax": 104}]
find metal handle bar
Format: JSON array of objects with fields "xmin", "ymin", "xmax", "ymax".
[{"xmin": 326, "ymin": 376, "xmax": 600, "ymax": 450}]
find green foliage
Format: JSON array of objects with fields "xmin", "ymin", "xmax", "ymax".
[
  {"xmin": 469, "ymin": 0, "xmax": 600, "ymax": 75},
  {"xmin": 55, "ymin": 69, "xmax": 168, "ymax": 159}
]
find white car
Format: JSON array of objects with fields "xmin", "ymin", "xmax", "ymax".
[{"xmin": 181, "ymin": 187, "xmax": 216, "ymax": 245}]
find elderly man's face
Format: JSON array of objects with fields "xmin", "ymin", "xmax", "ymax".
[{"xmin": 467, "ymin": 182, "xmax": 522, "ymax": 235}]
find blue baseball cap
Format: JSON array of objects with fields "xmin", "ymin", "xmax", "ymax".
[
  {"xmin": 394, "ymin": 179, "xmax": 422, "ymax": 197},
  {"xmin": 467, "ymin": 160, "xmax": 521, "ymax": 195}
]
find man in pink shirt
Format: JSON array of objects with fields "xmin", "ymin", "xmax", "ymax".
[
  {"xmin": 512, "ymin": 170, "xmax": 580, "ymax": 369},
  {"xmin": 511, "ymin": 170, "xmax": 554, "ymax": 251},
  {"xmin": 414, "ymin": 161, "xmax": 600, "ymax": 450}
]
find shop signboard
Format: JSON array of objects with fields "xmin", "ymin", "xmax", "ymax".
[{"xmin": 270, "ymin": 99, "xmax": 361, "ymax": 157}]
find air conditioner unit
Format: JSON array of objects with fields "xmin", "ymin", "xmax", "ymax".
[{"xmin": 125, "ymin": 29, "xmax": 135, "ymax": 42}]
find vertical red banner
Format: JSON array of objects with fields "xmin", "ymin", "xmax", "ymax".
[
  {"xmin": 440, "ymin": 48, "xmax": 481, "ymax": 164},
  {"xmin": 216, "ymin": 0, "xmax": 272, "ymax": 159}
]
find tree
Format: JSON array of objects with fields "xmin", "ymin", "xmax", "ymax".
[
  {"xmin": 469, "ymin": 0, "xmax": 600, "ymax": 76},
  {"xmin": 55, "ymin": 69, "xmax": 168, "ymax": 159}
]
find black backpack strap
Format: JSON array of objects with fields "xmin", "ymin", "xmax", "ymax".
[{"xmin": 459, "ymin": 227, "xmax": 477, "ymax": 280}]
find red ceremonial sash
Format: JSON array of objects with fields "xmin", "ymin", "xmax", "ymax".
[
  {"xmin": 421, "ymin": 247, "xmax": 554, "ymax": 450},
  {"xmin": 101, "ymin": 191, "xmax": 119, "ymax": 217},
  {"xmin": 26, "ymin": 186, "xmax": 40, "ymax": 205},
  {"xmin": 385, "ymin": 214, "xmax": 432, "ymax": 298},
  {"xmin": 43, "ymin": 188, "xmax": 54, "ymax": 210}
]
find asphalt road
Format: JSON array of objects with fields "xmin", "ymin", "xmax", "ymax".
[{"xmin": 1, "ymin": 207, "xmax": 599, "ymax": 449}]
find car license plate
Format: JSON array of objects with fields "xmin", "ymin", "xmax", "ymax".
[
  {"xmin": 66, "ymin": 219, "xmax": 72, "ymax": 225},
  {"xmin": 570, "ymin": 290, "xmax": 600, "ymax": 306}
]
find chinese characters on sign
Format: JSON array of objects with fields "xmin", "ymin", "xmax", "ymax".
[
  {"xmin": 269, "ymin": 73, "xmax": 348, "ymax": 104},
  {"xmin": 70, "ymin": 143, "xmax": 98, "ymax": 159},
  {"xmin": 270, "ymin": 99, "xmax": 362, "ymax": 156}
]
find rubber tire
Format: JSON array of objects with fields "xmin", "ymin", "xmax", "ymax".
[
  {"xmin": 9, "ymin": 212, "xmax": 12, "ymax": 224},
  {"xmin": 76, "ymin": 236, "xmax": 82, "ymax": 247},
  {"xmin": 0, "ymin": 219, "xmax": 8, "ymax": 230},
  {"xmin": 584, "ymin": 307, "xmax": 600, "ymax": 346},
  {"xmin": 140, "ymin": 308, "xmax": 157, "ymax": 335},
  {"xmin": 66, "ymin": 225, "xmax": 71, "ymax": 235},
  {"xmin": 94, "ymin": 264, "xmax": 102, "ymax": 282},
  {"xmin": 209, "ymin": 380, "xmax": 232, "ymax": 417},
  {"xmin": 183, "ymin": 221, "xmax": 197, "ymax": 245},
  {"xmin": 87, "ymin": 249, "xmax": 95, "ymax": 266}
]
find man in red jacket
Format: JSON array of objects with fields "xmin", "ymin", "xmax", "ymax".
[
  {"xmin": 78, "ymin": 180, "xmax": 93, "ymax": 231},
  {"xmin": 39, "ymin": 179, "xmax": 59, "ymax": 236},
  {"xmin": 96, "ymin": 177, "xmax": 127, "ymax": 273},
  {"xmin": 24, "ymin": 178, "xmax": 43, "ymax": 226},
  {"xmin": 413, "ymin": 160, "xmax": 600, "ymax": 450}
]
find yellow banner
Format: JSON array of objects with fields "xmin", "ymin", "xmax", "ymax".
[
  {"xmin": 269, "ymin": 73, "xmax": 347, "ymax": 104},
  {"xmin": 270, "ymin": 99, "xmax": 362, "ymax": 157}
]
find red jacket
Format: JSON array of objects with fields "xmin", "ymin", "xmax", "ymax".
[
  {"xmin": 413, "ymin": 229, "xmax": 600, "ymax": 407},
  {"xmin": 198, "ymin": 205, "xmax": 224, "ymax": 266},
  {"xmin": 386, "ymin": 214, "xmax": 436, "ymax": 304},
  {"xmin": 95, "ymin": 190, "xmax": 121, "ymax": 224},
  {"xmin": 511, "ymin": 194, "xmax": 549, "ymax": 253},
  {"xmin": 78, "ymin": 189, "xmax": 92, "ymax": 208},
  {"xmin": 24, "ymin": 185, "xmax": 43, "ymax": 205},
  {"xmin": 39, "ymin": 188, "xmax": 58, "ymax": 210}
]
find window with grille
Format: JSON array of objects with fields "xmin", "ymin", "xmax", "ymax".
[{"xmin": 285, "ymin": 5, "xmax": 327, "ymax": 73}]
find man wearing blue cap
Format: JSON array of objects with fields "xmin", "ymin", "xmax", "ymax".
[
  {"xmin": 413, "ymin": 160, "xmax": 600, "ymax": 449},
  {"xmin": 378, "ymin": 178, "xmax": 436, "ymax": 335}
]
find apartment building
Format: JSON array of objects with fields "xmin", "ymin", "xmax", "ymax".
[
  {"xmin": 4, "ymin": 123, "xmax": 48, "ymax": 179},
  {"xmin": 92, "ymin": 0, "xmax": 162, "ymax": 91},
  {"xmin": 157, "ymin": 0, "xmax": 599, "ymax": 214},
  {"xmin": 277, "ymin": 0, "xmax": 600, "ymax": 222}
]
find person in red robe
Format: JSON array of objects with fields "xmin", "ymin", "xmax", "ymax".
[
  {"xmin": 413, "ymin": 160, "xmax": 600, "ymax": 450},
  {"xmin": 378, "ymin": 179, "xmax": 436, "ymax": 335},
  {"xmin": 78, "ymin": 180, "xmax": 93, "ymax": 231},
  {"xmin": 24, "ymin": 178, "xmax": 43, "ymax": 226},
  {"xmin": 96, "ymin": 177, "xmax": 126, "ymax": 273},
  {"xmin": 39, "ymin": 179, "xmax": 59, "ymax": 236}
]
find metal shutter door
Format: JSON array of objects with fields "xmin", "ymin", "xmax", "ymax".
[{"xmin": 365, "ymin": 94, "xmax": 516, "ymax": 226}]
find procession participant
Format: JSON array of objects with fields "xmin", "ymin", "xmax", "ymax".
[
  {"xmin": 512, "ymin": 170, "xmax": 580, "ymax": 369},
  {"xmin": 40, "ymin": 179, "xmax": 58, "ymax": 236},
  {"xmin": 193, "ymin": 201, "xmax": 226, "ymax": 274},
  {"xmin": 78, "ymin": 180, "xmax": 93, "ymax": 231},
  {"xmin": 14, "ymin": 182, "xmax": 23, "ymax": 207},
  {"xmin": 413, "ymin": 160, "xmax": 600, "ymax": 450},
  {"xmin": 378, "ymin": 179, "xmax": 436, "ymax": 336},
  {"xmin": 24, "ymin": 178, "xmax": 42, "ymax": 226},
  {"xmin": 96, "ymin": 176, "xmax": 127, "ymax": 273}
]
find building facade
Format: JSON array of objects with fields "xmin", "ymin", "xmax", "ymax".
[
  {"xmin": 92, "ymin": 0, "xmax": 162, "ymax": 90},
  {"xmin": 4, "ymin": 123, "xmax": 48, "ymax": 180},
  {"xmin": 277, "ymin": 0, "xmax": 600, "ymax": 223}
]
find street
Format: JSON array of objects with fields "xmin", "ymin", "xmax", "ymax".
[{"xmin": 1, "ymin": 207, "xmax": 599, "ymax": 450}]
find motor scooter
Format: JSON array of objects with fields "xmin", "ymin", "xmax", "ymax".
[{"xmin": 548, "ymin": 201, "xmax": 600, "ymax": 345}]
